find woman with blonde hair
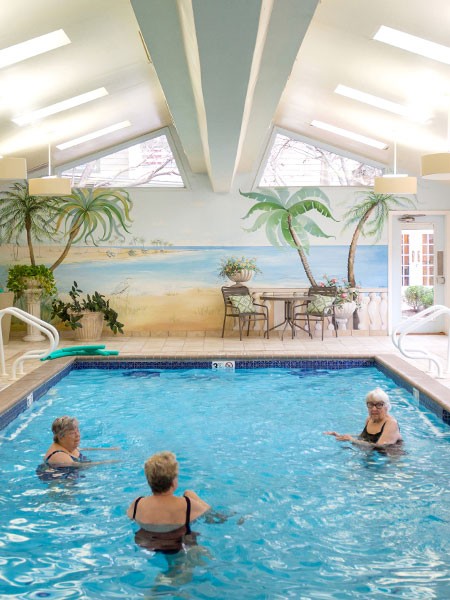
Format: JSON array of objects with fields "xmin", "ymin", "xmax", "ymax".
[
  {"xmin": 127, "ymin": 451, "xmax": 210, "ymax": 553},
  {"xmin": 324, "ymin": 388, "xmax": 402, "ymax": 447}
]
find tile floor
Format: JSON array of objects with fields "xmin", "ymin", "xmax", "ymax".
[{"xmin": 0, "ymin": 331, "xmax": 448, "ymax": 386}]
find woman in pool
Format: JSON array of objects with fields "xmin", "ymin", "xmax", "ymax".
[
  {"xmin": 44, "ymin": 415, "xmax": 119, "ymax": 467},
  {"xmin": 127, "ymin": 451, "xmax": 210, "ymax": 553},
  {"xmin": 324, "ymin": 388, "xmax": 402, "ymax": 447}
]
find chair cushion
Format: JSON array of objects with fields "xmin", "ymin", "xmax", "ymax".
[
  {"xmin": 229, "ymin": 295, "xmax": 256, "ymax": 313},
  {"xmin": 306, "ymin": 294, "xmax": 334, "ymax": 315}
]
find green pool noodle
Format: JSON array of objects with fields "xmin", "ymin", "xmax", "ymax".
[
  {"xmin": 41, "ymin": 346, "xmax": 119, "ymax": 360},
  {"xmin": 57, "ymin": 345, "xmax": 106, "ymax": 352}
]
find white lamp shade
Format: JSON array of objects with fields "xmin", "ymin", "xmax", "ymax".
[
  {"xmin": 421, "ymin": 153, "xmax": 450, "ymax": 179},
  {"xmin": 28, "ymin": 176, "xmax": 71, "ymax": 196},
  {"xmin": 0, "ymin": 157, "xmax": 27, "ymax": 179},
  {"xmin": 374, "ymin": 175, "xmax": 417, "ymax": 194}
]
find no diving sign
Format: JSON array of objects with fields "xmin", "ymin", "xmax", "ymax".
[{"xmin": 212, "ymin": 360, "xmax": 235, "ymax": 370}]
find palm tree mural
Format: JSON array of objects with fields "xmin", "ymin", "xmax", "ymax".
[
  {"xmin": 0, "ymin": 181, "xmax": 61, "ymax": 266},
  {"xmin": 49, "ymin": 187, "xmax": 133, "ymax": 271},
  {"xmin": 240, "ymin": 187, "xmax": 337, "ymax": 286},
  {"xmin": 343, "ymin": 191, "xmax": 416, "ymax": 287},
  {"xmin": 0, "ymin": 183, "xmax": 133, "ymax": 272}
]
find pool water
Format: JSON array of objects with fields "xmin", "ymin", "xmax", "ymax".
[{"xmin": 1, "ymin": 366, "xmax": 450, "ymax": 599}]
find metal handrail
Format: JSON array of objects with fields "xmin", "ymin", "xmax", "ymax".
[
  {"xmin": 0, "ymin": 307, "xmax": 59, "ymax": 380},
  {"xmin": 392, "ymin": 304, "xmax": 450, "ymax": 377}
]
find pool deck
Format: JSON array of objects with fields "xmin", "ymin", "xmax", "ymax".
[{"xmin": 1, "ymin": 332, "xmax": 450, "ymax": 426}]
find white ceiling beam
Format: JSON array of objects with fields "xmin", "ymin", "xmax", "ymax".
[
  {"xmin": 131, "ymin": 0, "xmax": 207, "ymax": 174},
  {"xmin": 237, "ymin": 0, "xmax": 319, "ymax": 173}
]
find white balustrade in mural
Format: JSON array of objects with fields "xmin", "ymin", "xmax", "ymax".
[{"xmin": 243, "ymin": 287, "xmax": 388, "ymax": 337}]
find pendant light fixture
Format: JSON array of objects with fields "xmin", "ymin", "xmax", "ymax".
[
  {"xmin": 0, "ymin": 156, "xmax": 27, "ymax": 179},
  {"xmin": 421, "ymin": 104, "xmax": 450, "ymax": 179},
  {"xmin": 374, "ymin": 139, "xmax": 417, "ymax": 194},
  {"xmin": 28, "ymin": 144, "xmax": 71, "ymax": 196}
]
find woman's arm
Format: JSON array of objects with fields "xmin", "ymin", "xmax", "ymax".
[
  {"xmin": 375, "ymin": 419, "xmax": 401, "ymax": 446},
  {"xmin": 126, "ymin": 498, "xmax": 139, "ymax": 519},
  {"xmin": 184, "ymin": 489, "xmax": 211, "ymax": 519},
  {"xmin": 79, "ymin": 446, "xmax": 121, "ymax": 451}
]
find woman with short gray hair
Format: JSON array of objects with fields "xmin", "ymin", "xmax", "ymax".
[
  {"xmin": 44, "ymin": 416, "xmax": 119, "ymax": 467},
  {"xmin": 324, "ymin": 388, "xmax": 402, "ymax": 447}
]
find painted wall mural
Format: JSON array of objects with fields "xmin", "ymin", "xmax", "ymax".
[{"xmin": 0, "ymin": 181, "xmax": 416, "ymax": 334}]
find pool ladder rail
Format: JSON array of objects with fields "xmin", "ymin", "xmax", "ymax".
[
  {"xmin": 0, "ymin": 307, "xmax": 59, "ymax": 380},
  {"xmin": 392, "ymin": 304, "xmax": 450, "ymax": 378}
]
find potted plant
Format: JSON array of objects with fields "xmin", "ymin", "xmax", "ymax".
[
  {"xmin": 320, "ymin": 275, "xmax": 360, "ymax": 331},
  {"xmin": 7, "ymin": 265, "xmax": 57, "ymax": 342},
  {"xmin": 7, "ymin": 264, "xmax": 56, "ymax": 300},
  {"xmin": 51, "ymin": 281, "xmax": 124, "ymax": 341},
  {"xmin": 218, "ymin": 256, "xmax": 262, "ymax": 284}
]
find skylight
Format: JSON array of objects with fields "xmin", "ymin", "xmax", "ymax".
[
  {"xmin": 60, "ymin": 133, "xmax": 184, "ymax": 188},
  {"xmin": 56, "ymin": 121, "xmax": 131, "ymax": 150},
  {"xmin": 0, "ymin": 30, "xmax": 70, "ymax": 69},
  {"xmin": 310, "ymin": 120, "xmax": 388, "ymax": 150},
  {"xmin": 374, "ymin": 25, "xmax": 450, "ymax": 65},
  {"xmin": 334, "ymin": 85, "xmax": 430, "ymax": 123},
  {"xmin": 12, "ymin": 88, "xmax": 108, "ymax": 126}
]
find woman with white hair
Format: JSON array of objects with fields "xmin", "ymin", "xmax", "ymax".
[{"xmin": 324, "ymin": 388, "xmax": 402, "ymax": 446}]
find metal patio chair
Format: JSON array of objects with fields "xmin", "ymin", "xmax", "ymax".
[
  {"xmin": 221, "ymin": 285, "xmax": 269, "ymax": 341},
  {"xmin": 292, "ymin": 286, "xmax": 338, "ymax": 340}
]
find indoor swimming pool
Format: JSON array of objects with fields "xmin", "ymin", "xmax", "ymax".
[{"xmin": 0, "ymin": 361, "xmax": 450, "ymax": 599}]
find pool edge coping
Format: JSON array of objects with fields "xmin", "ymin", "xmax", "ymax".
[{"xmin": 1, "ymin": 353, "xmax": 449, "ymax": 429}]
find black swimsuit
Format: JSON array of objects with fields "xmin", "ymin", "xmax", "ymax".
[
  {"xmin": 45, "ymin": 450, "xmax": 87, "ymax": 463},
  {"xmin": 359, "ymin": 422, "xmax": 386, "ymax": 443},
  {"xmin": 132, "ymin": 495, "xmax": 197, "ymax": 554}
]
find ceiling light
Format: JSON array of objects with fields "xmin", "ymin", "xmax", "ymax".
[
  {"xmin": 56, "ymin": 121, "xmax": 131, "ymax": 150},
  {"xmin": 28, "ymin": 144, "xmax": 71, "ymax": 196},
  {"xmin": 421, "ymin": 153, "xmax": 450, "ymax": 179},
  {"xmin": 0, "ymin": 156, "xmax": 27, "ymax": 179},
  {"xmin": 335, "ymin": 85, "xmax": 430, "ymax": 123},
  {"xmin": 374, "ymin": 26, "xmax": 450, "ymax": 65},
  {"xmin": 374, "ymin": 140, "xmax": 417, "ymax": 194},
  {"xmin": 0, "ymin": 30, "xmax": 70, "ymax": 70},
  {"xmin": 12, "ymin": 88, "xmax": 108, "ymax": 126},
  {"xmin": 310, "ymin": 120, "xmax": 388, "ymax": 150},
  {"xmin": 421, "ymin": 105, "xmax": 450, "ymax": 179}
]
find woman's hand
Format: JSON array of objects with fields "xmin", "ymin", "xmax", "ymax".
[{"xmin": 323, "ymin": 432, "xmax": 353, "ymax": 441}]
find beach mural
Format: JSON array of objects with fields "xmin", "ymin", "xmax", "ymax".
[{"xmin": 0, "ymin": 182, "xmax": 399, "ymax": 334}]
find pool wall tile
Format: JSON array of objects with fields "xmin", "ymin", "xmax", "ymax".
[{"xmin": 2, "ymin": 355, "xmax": 450, "ymax": 431}]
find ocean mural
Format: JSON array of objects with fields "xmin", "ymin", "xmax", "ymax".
[
  {"xmin": 0, "ymin": 244, "xmax": 387, "ymax": 296},
  {"xmin": 0, "ymin": 243, "xmax": 387, "ymax": 334},
  {"xmin": 0, "ymin": 182, "xmax": 392, "ymax": 334}
]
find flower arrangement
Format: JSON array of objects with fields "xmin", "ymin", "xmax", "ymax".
[
  {"xmin": 218, "ymin": 256, "xmax": 262, "ymax": 280},
  {"xmin": 319, "ymin": 275, "xmax": 360, "ymax": 307}
]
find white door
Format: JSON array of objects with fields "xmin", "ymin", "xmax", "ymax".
[{"xmin": 390, "ymin": 214, "xmax": 445, "ymax": 333}]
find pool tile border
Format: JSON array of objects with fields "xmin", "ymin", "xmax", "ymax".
[{"xmin": 1, "ymin": 354, "xmax": 450, "ymax": 431}]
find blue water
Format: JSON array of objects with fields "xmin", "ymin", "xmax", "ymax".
[
  {"xmin": 1, "ymin": 365, "xmax": 449, "ymax": 599},
  {"xmin": 0, "ymin": 245, "xmax": 387, "ymax": 296}
]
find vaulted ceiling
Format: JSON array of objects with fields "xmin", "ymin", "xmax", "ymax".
[{"xmin": 1, "ymin": 0, "xmax": 449, "ymax": 192}]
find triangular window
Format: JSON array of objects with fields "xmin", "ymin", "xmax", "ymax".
[
  {"xmin": 61, "ymin": 133, "xmax": 185, "ymax": 188},
  {"xmin": 259, "ymin": 132, "xmax": 382, "ymax": 186}
]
